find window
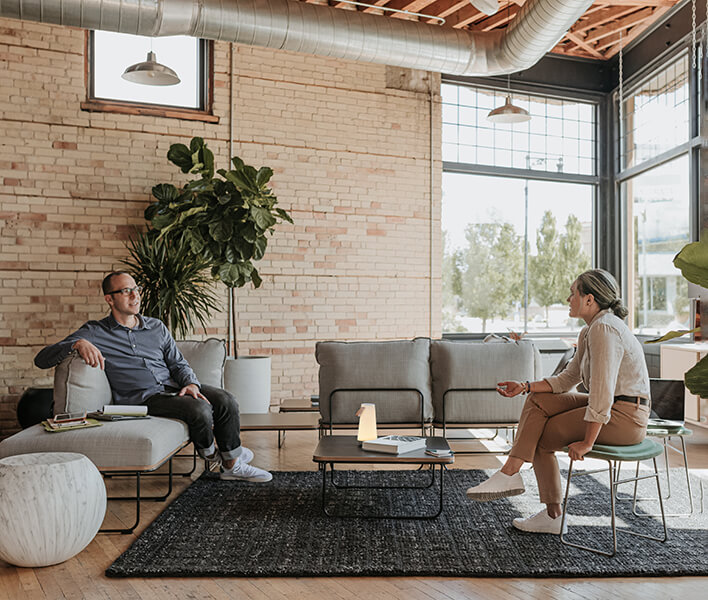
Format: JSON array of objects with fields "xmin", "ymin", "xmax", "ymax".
[
  {"xmin": 442, "ymin": 83, "xmax": 597, "ymax": 335},
  {"xmin": 84, "ymin": 31, "xmax": 214, "ymax": 120},
  {"xmin": 620, "ymin": 53, "xmax": 692, "ymax": 335}
]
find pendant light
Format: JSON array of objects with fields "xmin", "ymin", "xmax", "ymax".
[
  {"xmin": 469, "ymin": 0, "xmax": 499, "ymax": 16},
  {"xmin": 487, "ymin": 73, "xmax": 530, "ymax": 123},
  {"xmin": 122, "ymin": 50, "xmax": 180, "ymax": 86},
  {"xmin": 487, "ymin": 4, "xmax": 530, "ymax": 123}
]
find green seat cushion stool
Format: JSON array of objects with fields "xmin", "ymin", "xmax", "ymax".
[{"xmin": 563, "ymin": 438, "xmax": 663, "ymax": 462}]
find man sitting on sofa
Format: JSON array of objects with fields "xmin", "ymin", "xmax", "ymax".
[{"xmin": 34, "ymin": 271, "xmax": 272, "ymax": 483}]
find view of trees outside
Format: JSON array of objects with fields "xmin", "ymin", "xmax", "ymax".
[{"xmin": 442, "ymin": 173, "xmax": 592, "ymax": 334}]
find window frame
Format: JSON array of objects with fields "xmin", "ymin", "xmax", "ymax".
[
  {"xmin": 440, "ymin": 79, "xmax": 601, "ymax": 337},
  {"xmin": 615, "ymin": 46, "xmax": 701, "ymax": 334},
  {"xmin": 81, "ymin": 31, "xmax": 218, "ymax": 123}
]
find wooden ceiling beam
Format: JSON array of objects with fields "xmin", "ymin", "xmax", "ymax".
[
  {"xmin": 603, "ymin": 5, "xmax": 670, "ymax": 55},
  {"xmin": 565, "ymin": 31, "xmax": 605, "ymax": 58},
  {"xmin": 584, "ymin": 6, "xmax": 654, "ymax": 44},
  {"xmin": 571, "ymin": 6, "xmax": 638, "ymax": 35},
  {"xmin": 420, "ymin": 0, "xmax": 471, "ymax": 23}
]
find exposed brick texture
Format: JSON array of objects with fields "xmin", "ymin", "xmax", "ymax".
[{"xmin": 0, "ymin": 19, "xmax": 442, "ymax": 439}]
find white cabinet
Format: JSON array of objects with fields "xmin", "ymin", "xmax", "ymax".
[{"xmin": 660, "ymin": 343, "xmax": 708, "ymax": 427}]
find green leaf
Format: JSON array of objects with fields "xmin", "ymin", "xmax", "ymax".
[
  {"xmin": 152, "ymin": 213, "xmax": 175, "ymax": 230},
  {"xmin": 251, "ymin": 206, "xmax": 276, "ymax": 230},
  {"xmin": 275, "ymin": 207, "xmax": 293, "ymax": 224},
  {"xmin": 152, "ymin": 183, "xmax": 179, "ymax": 203},
  {"xmin": 189, "ymin": 137, "xmax": 204, "ymax": 153},
  {"xmin": 225, "ymin": 244, "xmax": 241, "ymax": 263},
  {"xmin": 218, "ymin": 262, "xmax": 242, "ymax": 287},
  {"xmin": 251, "ymin": 269, "xmax": 263, "ymax": 288},
  {"xmin": 144, "ymin": 203, "xmax": 159, "ymax": 221},
  {"xmin": 167, "ymin": 143, "xmax": 193, "ymax": 173},
  {"xmin": 256, "ymin": 167, "xmax": 273, "ymax": 187},
  {"xmin": 209, "ymin": 220, "xmax": 231, "ymax": 243},
  {"xmin": 223, "ymin": 169, "xmax": 252, "ymax": 191},
  {"xmin": 231, "ymin": 156, "xmax": 245, "ymax": 170},
  {"xmin": 685, "ymin": 353, "xmax": 708, "ymax": 397},
  {"xmin": 644, "ymin": 328, "xmax": 700, "ymax": 344},
  {"xmin": 674, "ymin": 237, "xmax": 708, "ymax": 289},
  {"xmin": 253, "ymin": 236, "xmax": 267, "ymax": 260}
]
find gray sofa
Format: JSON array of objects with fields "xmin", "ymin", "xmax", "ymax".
[
  {"xmin": 0, "ymin": 338, "xmax": 227, "ymax": 533},
  {"xmin": 317, "ymin": 337, "xmax": 542, "ymax": 433}
]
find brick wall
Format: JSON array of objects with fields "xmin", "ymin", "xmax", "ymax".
[{"xmin": 0, "ymin": 19, "xmax": 442, "ymax": 439}]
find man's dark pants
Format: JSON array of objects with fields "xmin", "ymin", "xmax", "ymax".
[{"xmin": 143, "ymin": 384, "xmax": 243, "ymax": 461}]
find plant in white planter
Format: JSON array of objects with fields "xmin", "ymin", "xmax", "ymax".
[{"xmin": 146, "ymin": 137, "xmax": 293, "ymax": 412}]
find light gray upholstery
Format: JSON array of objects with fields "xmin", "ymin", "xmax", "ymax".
[
  {"xmin": 53, "ymin": 355, "xmax": 111, "ymax": 414},
  {"xmin": 430, "ymin": 340, "xmax": 541, "ymax": 424},
  {"xmin": 316, "ymin": 338, "xmax": 433, "ymax": 424},
  {"xmin": 176, "ymin": 338, "xmax": 226, "ymax": 388},
  {"xmin": 52, "ymin": 338, "xmax": 227, "ymax": 415},
  {"xmin": 0, "ymin": 417, "xmax": 189, "ymax": 471}
]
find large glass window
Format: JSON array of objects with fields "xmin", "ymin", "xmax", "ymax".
[
  {"xmin": 89, "ymin": 31, "xmax": 208, "ymax": 111},
  {"xmin": 620, "ymin": 52, "xmax": 692, "ymax": 335},
  {"xmin": 442, "ymin": 83, "xmax": 597, "ymax": 335},
  {"xmin": 623, "ymin": 155, "xmax": 690, "ymax": 334}
]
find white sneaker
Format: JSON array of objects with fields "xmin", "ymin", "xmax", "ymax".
[
  {"xmin": 512, "ymin": 509, "xmax": 567, "ymax": 535},
  {"xmin": 220, "ymin": 461, "xmax": 272, "ymax": 482},
  {"xmin": 466, "ymin": 471, "xmax": 525, "ymax": 502},
  {"xmin": 236, "ymin": 446, "xmax": 254, "ymax": 465}
]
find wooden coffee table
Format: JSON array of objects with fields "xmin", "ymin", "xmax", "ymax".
[{"xmin": 312, "ymin": 435, "xmax": 454, "ymax": 519}]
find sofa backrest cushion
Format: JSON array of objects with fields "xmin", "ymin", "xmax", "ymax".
[
  {"xmin": 316, "ymin": 338, "xmax": 433, "ymax": 424},
  {"xmin": 53, "ymin": 338, "xmax": 227, "ymax": 414},
  {"xmin": 430, "ymin": 340, "xmax": 541, "ymax": 424},
  {"xmin": 176, "ymin": 338, "xmax": 226, "ymax": 388},
  {"xmin": 54, "ymin": 355, "xmax": 112, "ymax": 414}
]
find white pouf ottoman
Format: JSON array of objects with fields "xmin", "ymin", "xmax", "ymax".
[{"xmin": 0, "ymin": 452, "xmax": 107, "ymax": 567}]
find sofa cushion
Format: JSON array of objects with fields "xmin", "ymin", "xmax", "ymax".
[
  {"xmin": 316, "ymin": 338, "xmax": 433, "ymax": 423},
  {"xmin": 54, "ymin": 355, "xmax": 112, "ymax": 415},
  {"xmin": 0, "ymin": 417, "xmax": 189, "ymax": 471},
  {"xmin": 52, "ymin": 338, "xmax": 227, "ymax": 415},
  {"xmin": 430, "ymin": 340, "xmax": 541, "ymax": 424},
  {"xmin": 176, "ymin": 338, "xmax": 226, "ymax": 388}
]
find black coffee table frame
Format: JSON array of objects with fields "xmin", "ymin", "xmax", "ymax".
[{"xmin": 313, "ymin": 436, "xmax": 453, "ymax": 520}]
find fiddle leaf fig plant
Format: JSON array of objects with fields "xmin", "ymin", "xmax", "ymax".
[
  {"xmin": 646, "ymin": 235, "xmax": 708, "ymax": 397},
  {"xmin": 144, "ymin": 137, "xmax": 293, "ymax": 356}
]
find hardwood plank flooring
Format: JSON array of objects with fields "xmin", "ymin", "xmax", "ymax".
[{"xmin": 1, "ymin": 425, "xmax": 706, "ymax": 600}]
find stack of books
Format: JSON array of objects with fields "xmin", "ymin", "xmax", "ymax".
[
  {"xmin": 89, "ymin": 405, "xmax": 149, "ymax": 421},
  {"xmin": 43, "ymin": 411, "xmax": 102, "ymax": 433},
  {"xmin": 362, "ymin": 435, "xmax": 427, "ymax": 454}
]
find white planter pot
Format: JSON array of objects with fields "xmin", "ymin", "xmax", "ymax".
[{"xmin": 224, "ymin": 356, "xmax": 271, "ymax": 414}]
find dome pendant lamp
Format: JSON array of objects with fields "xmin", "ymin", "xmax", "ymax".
[
  {"xmin": 121, "ymin": 50, "xmax": 181, "ymax": 86},
  {"xmin": 487, "ymin": 73, "xmax": 530, "ymax": 124}
]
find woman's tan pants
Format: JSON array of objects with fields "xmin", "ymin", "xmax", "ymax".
[{"xmin": 509, "ymin": 392, "xmax": 650, "ymax": 504}]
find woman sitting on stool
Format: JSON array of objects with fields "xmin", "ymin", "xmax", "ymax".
[{"xmin": 466, "ymin": 269, "xmax": 650, "ymax": 534}]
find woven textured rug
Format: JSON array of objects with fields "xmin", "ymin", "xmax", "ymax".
[{"xmin": 106, "ymin": 468, "xmax": 707, "ymax": 578}]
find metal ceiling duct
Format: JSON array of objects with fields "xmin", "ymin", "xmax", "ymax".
[{"xmin": 0, "ymin": 0, "xmax": 593, "ymax": 76}]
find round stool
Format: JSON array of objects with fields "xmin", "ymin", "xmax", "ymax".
[
  {"xmin": 560, "ymin": 439, "xmax": 668, "ymax": 557},
  {"xmin": 0, "ymin": 452, "xmax": 107, "ymax": 567}
]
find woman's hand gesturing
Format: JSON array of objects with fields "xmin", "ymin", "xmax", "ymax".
[{"xmin": 496, "ymin": 380, "xmax": 526, "ymax": 397}]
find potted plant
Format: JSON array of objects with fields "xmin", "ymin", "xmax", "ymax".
[
  {"xmin": 145, "ymin": 137, "xmax": 293, "ymax": 413},
  {"xmin": 120, "ymin": 229, "xmax": 220, "ymax": 340}
]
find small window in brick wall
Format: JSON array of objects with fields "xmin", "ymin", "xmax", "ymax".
[{"xmin": 83, "ymin": 31, "xmax": 216, "ymax": 122}]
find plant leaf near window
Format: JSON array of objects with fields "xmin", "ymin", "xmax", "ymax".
[
  {"xmin": 120, "ymin": 229, "xmax": 220, "ymax": 340},
  {"xmin": 646, "ymin": 235, "xmax": 708, "ymax": 397}
]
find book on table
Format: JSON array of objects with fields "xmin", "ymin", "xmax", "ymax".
[{"xmin": 361, "ymin": 435, "xmax": 427, "ymax": 454}]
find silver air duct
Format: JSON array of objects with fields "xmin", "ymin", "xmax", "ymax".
[{"xmin": 0, "ymin": 0, "xmax": 593, "ymax": 75}]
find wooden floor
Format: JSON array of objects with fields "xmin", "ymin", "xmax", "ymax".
[{"xmin": 1, "ymin": 425, "xmax": 706, "ymax": 600}]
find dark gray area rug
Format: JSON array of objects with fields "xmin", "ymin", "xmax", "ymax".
[{"xmin": 106, "ymin": 468, "xmax": 707, "ymax": 578}]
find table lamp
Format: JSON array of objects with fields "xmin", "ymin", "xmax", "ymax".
[{"xmin": 356, "ymin": 403, "xmax": 377, "ymax": 442}]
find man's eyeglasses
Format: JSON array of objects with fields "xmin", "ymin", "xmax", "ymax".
[{"xmin": 107, "ymin": 285, "xmax": 143, "ymax": 296}]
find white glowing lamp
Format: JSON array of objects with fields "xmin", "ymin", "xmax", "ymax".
[{"xmin": 356, "ymin": 403, "xmax": 378, "ymax": 442}]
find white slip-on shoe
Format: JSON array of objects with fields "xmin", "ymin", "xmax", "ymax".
[
  {"xmin": 466, "ymin": 471, "xmax": 525, "ymax": 502},
  {"xmin": 220, "ymin": 461, "xmax": 273, "ymax": 482},
  {"xmin": 512, "ymin": 509, "xmax": 567, "ymax": 535}
]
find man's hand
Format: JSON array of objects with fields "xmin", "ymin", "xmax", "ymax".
[
  {"xmin": 72, "ymin": 339, "xmax": 105, "ymax": 369},
  {"xmin": 496, "ymin": 380, "xmax": 525, "ymax": 397},
  {"xmin": 567, "ymin": 441, "xmax": 593, "ymax": 461},
  {"xmin": 179, "ymin": 384, "xmax": 209, "ymax": 403}
]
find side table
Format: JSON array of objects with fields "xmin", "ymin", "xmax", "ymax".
[{"xmin": 0, "ymin": 452, "xmax": 106, "ymax": 567}]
